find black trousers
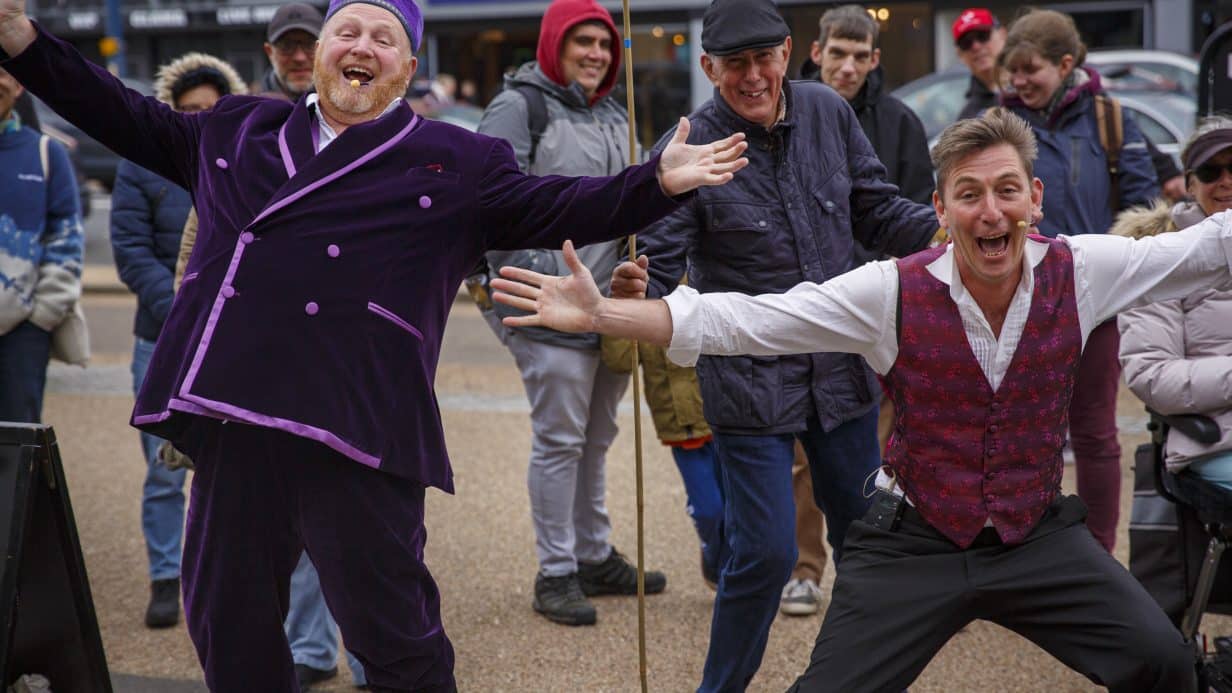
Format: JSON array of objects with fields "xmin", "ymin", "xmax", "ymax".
[{"xmin": 787, "ymin": 495, "xmax": 1195, "ymax": 693}]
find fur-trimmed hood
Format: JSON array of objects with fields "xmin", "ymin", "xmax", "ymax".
[
  {"xmin": 1110, "ymin": 199, "xmax": 1209, "ymax": 240},
  {"xmin": 154, "ymin": 52, "xmax": 248, "ymax": 106}
]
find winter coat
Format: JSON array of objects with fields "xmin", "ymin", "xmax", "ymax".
[
  {"xmin": 478, "ymin": 62, "xmax": 630, "ymax": 350},
  {"xmin": 850, "ymin": 67, "xmax": 934, "ymax": 204},
  {"xmin": 110, "ymin": 161, "xmax": 192, "ymax": 339},
  {"xmin": 1003, "ymin": 67, "xmax": 1159, "ymax": 238},
  {"xmin": 1116, "ymin": 201, "xmax": 1232, "ymax": 471},
  {"xmin": 958, "ymin": 73, "xmax": 997, "ymax": 122},
  {"xmin": 116, "ymin": 53, "xmax": 247, "ymax": 340},
  {"xmin": 0, "ymin": 114, "xmax": 82, "ymax": 335},
  {"xmin": 602, "ymin": 336, "xmax": 711, "ymax": 444},
  {"xmin": 640, "ymin": 79, "xmax": 938, "ymax": 435}
]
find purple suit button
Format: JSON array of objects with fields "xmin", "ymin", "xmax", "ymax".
[
  {"xmin": 327, "ymin": 244, "xmax": 340, "ymax": 258},
  {"xmin": 215, "ymin": 157, "xmax": 229, "ymax": 169},
  {"xmin": 221, "ymin": 285, "xmax": 235, "ymax": 298},
  {"xmin": 305, "ymin": 301, "xmax": 319, "ymax": 316},
  {"xmin": 240, "ymin": 232, "xmax": 255, "ymax": 244},
  {"xmin": 419, "ymin": 195, "xmax": 432, "ymax": 209}
]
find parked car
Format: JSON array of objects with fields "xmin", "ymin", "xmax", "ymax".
[
  {"xmin": 891, "ymin": 49, "xmax": 1198, "ymax": 163},
  {"xmin": 32, "ymin": 76, "xmax": 153, "ymax": 191}
]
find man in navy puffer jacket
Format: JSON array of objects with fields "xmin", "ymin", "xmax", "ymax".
[
  {"xmin": 626, "ymin": 0, "xmax": 937, "ymax": 689},
  {"xmin": 109, "ymin": 51, "xmax": 246, "ymax": 630}
]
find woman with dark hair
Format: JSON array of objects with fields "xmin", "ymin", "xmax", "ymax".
[
  {"xmin": 109, "ymin": 52, "xmax": 246, "ymax": 629},
  {"xmin": 1000, "ymin": 9, "xmax": 1160, "ymax": 553},
  {"xmin": 1118, "ymin": 116, "xmax": 1232, "ymax": 488}
]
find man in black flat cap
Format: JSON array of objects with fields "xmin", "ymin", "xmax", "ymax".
[{"xmin": 610, "ymin": 0, "xmax": 938, "ymax": 689}]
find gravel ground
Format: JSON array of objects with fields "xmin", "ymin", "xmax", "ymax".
[{"xmin": 39, "ymin": 301, "xmax": 1231, "ymax": 692}]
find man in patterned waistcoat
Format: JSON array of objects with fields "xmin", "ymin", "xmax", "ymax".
[
  {"xmin": 0, "ymin": 0, "xmax": 749, "ymax": 688},
  {"xmin": 491, "ymin": 107, "xmax": 1229, "ymax": 692}
]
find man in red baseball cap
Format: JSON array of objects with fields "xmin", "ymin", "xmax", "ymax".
[{"xmin": 952, "ymin": 8, "xmax": 1006, "ymax": 120}]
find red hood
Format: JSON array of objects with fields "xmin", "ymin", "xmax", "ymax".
[{"xmin": 536, "ymin": 0, "xmax": 621, "ymax": 104}]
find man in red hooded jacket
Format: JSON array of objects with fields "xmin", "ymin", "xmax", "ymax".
[{"xmin": 476, "ymin": 0, "xmax": 668, "ymax": 627}]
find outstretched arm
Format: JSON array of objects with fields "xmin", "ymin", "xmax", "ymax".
[
  {"xmin": 481, "ymin": 118, "xmax": 747, "ymax": 252},
  {"xmin": 1, "ymin": 1, "xmax": 202, "ymax": 189},
  {"xmin": 493, "ymin": 241, "xmax": 900, "ymax": 370}
]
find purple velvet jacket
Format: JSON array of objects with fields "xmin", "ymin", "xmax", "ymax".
[
  {"xmin": 884, "ymin": 238, "xmax": 1082, "ymax": 548},
  {"xmin": 3, "ymin": 25, "xmax": 683, "ymax": 491}
]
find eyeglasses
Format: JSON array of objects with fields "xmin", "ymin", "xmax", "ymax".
[
  {"xmin": 957, "ymin": 29, "xmax": 992, "ymax": 52},
  {"xmin": 1193, "ymin": 162, "xmax": 1232, "ymax": 184},
  {"xmin": 273, "ymin": 37, "xmax": 316, "ymax": 56}
]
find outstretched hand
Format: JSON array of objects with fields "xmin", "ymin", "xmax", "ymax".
[
  {"xmin": 491, "ymin": 240, "xmax": 603, "ymax": 334},
  {"xmin": 657, "ymin": 117, "xmax": 749, "ymax": 197},
  {"xmin": 0, "ymin": 0, "xmax": 36, "ymax": 56}
]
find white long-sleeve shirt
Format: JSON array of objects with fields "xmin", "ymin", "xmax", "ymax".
[{"xmin": 663, "ymin": 212, "xmax": 1232, "ymax": 499}]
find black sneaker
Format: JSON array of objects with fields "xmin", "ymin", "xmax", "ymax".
[
  {"xmin": 578, "ymin": 548, "xmax": 666, "ymax": 596},
  {"xmin": 294, "ymin": 663, "xmax": 338, "ymax": 691},
  {"xmin": 145, "ymin": 577, "xmax": 180, "ymax": 628},
  {"xmin": 533, "ymin": 572, "xmax": 596, "ymax": 626}
]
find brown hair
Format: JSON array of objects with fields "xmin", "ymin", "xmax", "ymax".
[
  {"xmin": 931, "ymin": 107, "xmax": 1038, "ymax": 196},
  {"xmin": 817, "ymin": 5, "xmax": 879, "ymax": 48},
  {"xmin": 999, "ymin": 9, "xmax": 1086, "ymax": 70}
]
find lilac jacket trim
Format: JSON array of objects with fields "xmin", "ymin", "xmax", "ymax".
[
  {"xmin": 368, "ymin": 301, "xmax": 424, "ymax": 340},
  {"xmin": 133, "ymin": 410, "xmax": 173, "ymax": 425},
  {"xmin": 278, "ymin": 121, "xmax": 296, "ymax": 178},
  {"xmin": 174, "ymin": 395, "xmax": 382, "ymax": 468}
]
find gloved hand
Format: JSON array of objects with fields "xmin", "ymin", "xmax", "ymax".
[{"xmin": 156, "ymin": 440, "xmax": 194, "ymax": 471}]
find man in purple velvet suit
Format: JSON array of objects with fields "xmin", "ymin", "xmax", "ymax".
[
  {"xmin": 0, "ymin": 0, "xmax": 748, "ymax": 688},
  {"xmin": 491, "ymin": 108, "xmax": 1232, "ymax": 691}
]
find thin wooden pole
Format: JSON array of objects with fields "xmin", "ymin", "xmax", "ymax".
[{"xmin": 618, "ymin": 2, "xmax": 648, "ymax": 691}]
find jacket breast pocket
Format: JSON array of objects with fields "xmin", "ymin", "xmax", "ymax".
[
  {"xmin": 812, "ymin": 169, "xmax": 852, "ymax": 224},
  {"xmin": 405, "ymin": 168, "xmax": 461, "ymax": 185},
  {"xmin": 701, "ymin": 201, "xmax": 777, "ymax": 257}
]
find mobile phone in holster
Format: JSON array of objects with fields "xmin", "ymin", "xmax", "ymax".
[{"xmin": 868, "ymin": 488, "xmax": 906, "ymax": 531}]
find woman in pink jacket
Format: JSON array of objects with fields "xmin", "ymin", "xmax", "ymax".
[{"xmin": 1117, "ymin": 116, "xmax": 1232, "ymax": 484}]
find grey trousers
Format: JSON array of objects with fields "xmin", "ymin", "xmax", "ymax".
[
  {"xmin": 505, "ymin": 332, "xmax": 629, "ymax": 576},
  {"xmin": 788, "ymin": 495, "xmax": 1196, "ymax": 693}
]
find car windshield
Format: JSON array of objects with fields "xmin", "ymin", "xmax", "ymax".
[{"xmin": 894, "ymin": 72, "xmax": 967, "ymax": 141}]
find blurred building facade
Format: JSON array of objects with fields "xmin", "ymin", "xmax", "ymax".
[{"xmin": 25, "ymin": 0, "xmax": 1228, "ymax": 149}]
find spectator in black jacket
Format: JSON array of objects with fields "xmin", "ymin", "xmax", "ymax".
[
  {"xmin": 810, "ymin": 5, "xmax": 932, "ymax": 204},
  {"xmin": 779, "ymin": 3, "xmax": 938, "ymax": 621},
  {"xmin": 110, "ymin": 51, "xmax": 246, "ymax": 632}
]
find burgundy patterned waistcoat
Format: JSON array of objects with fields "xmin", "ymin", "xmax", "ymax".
[{"xmin": 884, "ymin": 238, "xmax": 1082, "ymax": 548}]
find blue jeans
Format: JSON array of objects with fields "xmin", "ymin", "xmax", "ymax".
[
  {"xmin": 671, "ymin": 442, "xmax": 725, "ymax": 579},
  {"xmin": 1189, "ymin": 452, "xmax": 1232, "ymax": 492},
  {"xmin": 132, "ymin": 336, "xmax": 186, "ymax": 581},
  {"xmin": 286, "ymin": 552, "xmax": 366, "ymax": 685},
  {"xmin": 700, "ymin": 409, "xmax": 880, "ymax": 693},
  {"xmin": 0, "ymin": 320, "xmax": 52, "ymax": 423}
]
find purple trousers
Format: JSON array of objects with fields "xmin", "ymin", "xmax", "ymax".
[
  {"xmin": 1070, "ymin": 320, "xmax": 1123, "ymax": 553},
  {"xmin": 179, "ymin": 419, "xmax": 455, "ymax": 692}
]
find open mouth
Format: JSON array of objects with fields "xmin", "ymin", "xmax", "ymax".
[
  {"xmin": 976, "ymin": 233, "xmax": 1010, "ymax": 257},
  {"xmin": 342, "ymin": 66, "xmax": 374, "ymax": 85},
  {"xmin": 740, "ymin": 88, "xmax": 767, "ymax": 100}
]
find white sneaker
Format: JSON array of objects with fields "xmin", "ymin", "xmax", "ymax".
[{"xmin": 779, "ymin": 578, "xmax": 824, "ymax": 616}]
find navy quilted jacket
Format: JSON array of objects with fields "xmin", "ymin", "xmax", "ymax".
[
  {"xmin": 110, "ymin": 159, "xmax": 192, "ymax": 340},
  {"xmin": 640, "ymin": 79, "xmax": 938, "ymax": 435}
]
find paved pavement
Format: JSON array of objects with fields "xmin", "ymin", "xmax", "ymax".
[{"xmin": 35, "ymin": 238, "xmax": 1229, "ymax": 691}]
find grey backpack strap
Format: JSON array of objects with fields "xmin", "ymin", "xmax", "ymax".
[{"xmin": 513, "ymin": 84, "xmax": 549, "ymax": 169}]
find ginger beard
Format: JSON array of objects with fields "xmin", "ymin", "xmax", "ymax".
[{"xmin": 314, "ymin": 49, "xmax": 413, "ymax": 118}]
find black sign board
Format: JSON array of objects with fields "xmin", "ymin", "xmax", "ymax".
[
  {"xmin": 0, "ymin": 424, "xmax": 110, "ymax": 692},
  {"xmin": 1199, "ymin": 21, "xmax": 1232, "ymax": 118}
]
